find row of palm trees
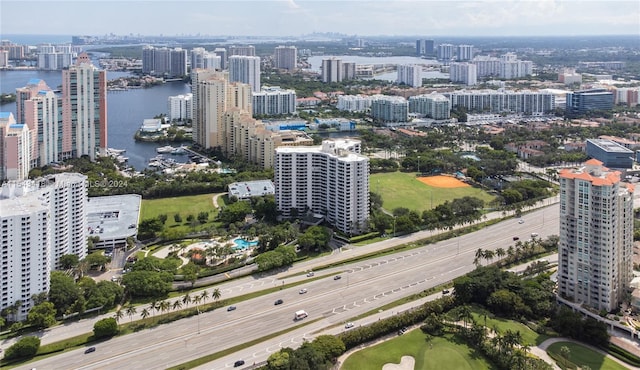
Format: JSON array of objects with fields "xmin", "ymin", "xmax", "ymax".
[
  {"xmin": 113, "ymin": 288, "xmax": 221, "ymax": 324},
  {"xmin": 473, "ymin": 237, "xmax": 550, "ymax": 267}
]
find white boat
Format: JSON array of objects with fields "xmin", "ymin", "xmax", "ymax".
[
  {"xmin": 171, "ymin": 145, "xmax": 188, "ymax": 155},
  {"xmin": 156, "ymin": 145, "xmax": 174, "ymax": 153},
  {"xmin": 107, "ymin": 148, "xmax": 126, "ymax": 154},
  {"xmin": 116, "ymin": 155, "xmax": 129, "ymax": 163}
]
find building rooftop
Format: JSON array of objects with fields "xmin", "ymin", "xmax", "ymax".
[
  {"xmin": 228, "ymin": 180, "xmax": 275, "ymax": 200},
  {"xmin": 587, "ymin": 139, "xmax": 634, "ymax": 154},
  {"xmin": 86, "ymin": 194, "xmax": 142, "ymax": 243}
]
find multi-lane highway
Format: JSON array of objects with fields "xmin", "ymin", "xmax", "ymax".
[{"xmin": 12, "ymin": 204, "xmax": 559, "ymax": 370}]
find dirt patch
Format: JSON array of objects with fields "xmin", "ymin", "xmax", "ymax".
[{"xmin": 417, "ymin": 175, "xmax": 470, "ymax": 188}]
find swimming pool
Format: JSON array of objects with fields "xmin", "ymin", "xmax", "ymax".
[{"xmin": 233, "ymin": 238, "xmax": 259, "ymax": 250}]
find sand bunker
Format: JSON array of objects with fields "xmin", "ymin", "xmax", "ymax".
[
  {"xmin": 417, "ymin": 175, "xmax": 470, "ymax": 188},
  {"xmin": 382, "ymin": 356, "xmax": 415, "ymax": 370}
]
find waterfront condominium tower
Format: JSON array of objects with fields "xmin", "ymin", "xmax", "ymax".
[
  {"xmin": 274, "ymin": 45, "xmax": 297, "ymax": 71},
  {"xmin": 62, "ymin": 53, "xmax": 107, "ymax": 160},
  {"xmin": 396, "ymin": 64, "xmax": 422, "ymax": 87},
  {"xmin": 274, "ymin": 139, "xmax": 370, "ymax": 235},
  {"xmin": 228, "ymin": 55, "xmax": 261, "ymax": 92},
  {"xmin": 321, "ymin": 57, "xmax": 342, "ymax": 83},
  {"xmin": 192, "ymin": 69, "xmax": 252, "ymax": 149},
  {"xmin": 558, "ymin": 159, "xmax": 634, "ymax": 312}
]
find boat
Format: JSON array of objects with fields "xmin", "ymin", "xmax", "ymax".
[
  {"xmin": 156, "ymin": 145, "xmax": 174, "ymax": 153},
  {"xmin": 107, "ymin": 147, "xmax": 126, "ymax": 154},
  {"xmin": 116, "ymin": 155, "xmax": 129, "ymax": 163}
]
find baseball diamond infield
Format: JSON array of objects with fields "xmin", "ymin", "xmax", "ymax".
[{"xmin": 417, "ymin": 175, "xmax": 470, "ymax": 188}]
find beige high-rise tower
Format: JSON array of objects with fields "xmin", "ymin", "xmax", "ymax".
[{"xmin": 558, "ymin": 159, "xmax": 634, "ymax": 312}]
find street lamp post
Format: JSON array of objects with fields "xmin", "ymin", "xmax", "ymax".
[
  {"xmin": 417, "ymin": 156, "xmax": 421, "ymax": 175},
  {"xmin": 197, "ymin": 307, "xmax": 200, "ymax": 334},
  {"xmin": 393, "ymin": 216, "xmax": 396, "ymax": 237}
]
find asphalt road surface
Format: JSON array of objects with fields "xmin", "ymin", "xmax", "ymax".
[{"xmin": 13, "ymin": 204, "xmax": 559, "ymax": 370}]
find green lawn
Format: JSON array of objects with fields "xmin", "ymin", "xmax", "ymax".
[
  {"xmin": 547, "ymin": 341, "xmax": 628, "ymax": 370},
  {"xmin": 371, "ymin": 172, "xmax": 496, "ymax": 214},
  {"xmin": 469, "ymin": 307, "xmax": 549, "ymax": 346},
  {"xmin": 140, "ymin": 193, "xmax": 222, "ymax": 234},
  {"xmin": 341, "ymin": 331, "xmax": 494, "ymax": 370}
]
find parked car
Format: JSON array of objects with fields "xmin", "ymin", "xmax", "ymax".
[
  {"xmin": 234, "ymin": 360, "xmax": 245, "ymax": 367},
  {"xmin": 84, "ymin": 347, "xmax": 96, "ymax": 354},
  {"xmin": 299, "ymin": 288, "xmax": 308, "ymax": 294},
  {"xmin": 345, "ymin": 322, "xmax": 354, "ymax": 329},
  {"xmin": 274, "ymin": 299, "xmax": 284, "ymax": 305},
  {"xmin": 442, "ymin": 289, "xmax": 450, "ymax": 295},
  {"xmin": 334, "ymin": 275, "xmax": 342, "ymax": 280},
  {"xmin": 227, "ymin": 306, "xmax": 237, "ymax": 311}
]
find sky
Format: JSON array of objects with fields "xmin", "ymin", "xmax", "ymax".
[{"xmin": 1, "ymin": 0, "xmax": 639, "ymax": 37}]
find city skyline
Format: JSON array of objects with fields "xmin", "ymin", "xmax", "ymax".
[{"xmin": 1, "ymin": 0, "xmax": 639, "ymax": 38}]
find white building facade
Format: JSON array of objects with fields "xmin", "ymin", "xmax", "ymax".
[
  {"xmin": 168, "ymin": 93, "xmax": 193, "ymax": 122},
  {"xmin": 397, "ymin": 64, "xmax": 422, "ymax": 87},
  {"xmin": 252, "ymin": 87, "xmax": 297, "ymax": 116},
  {"xmin": 450, "ymin": 62, "xmax": 478, "ymax": 86},
  {"xmin": 275, "ymin": 139, "xmax": 370, "ymax": 235},
  {"xmin": 229, "ymin": 55, "xmax": 261, "ymax": 92}
]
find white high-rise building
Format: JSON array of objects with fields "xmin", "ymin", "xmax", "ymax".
[
  {"xmin": 370, "ymin": 95, "xmax": 408, "ymax": 123},
  {"xmin": 229, "ymin": 55, "xmax": 261, "ymax": 92},
  {"xmin": 274, "ymin": 46, "xmax": 297, "ymax": 71},
  {"xmin": 396, "ymin": 64, "xmax": 422, "ymax": 87},
  {"xmin": 437, "ymin": 44, "xmax": 454, "ymax": 61},
  {"xmin": 252, "ymin": 87, "xmax": 297, "ymax": 116},
  {"xmin": 450, "ymin": 62, "xmax": 478, "ymax": 86},
  {"xmin": 168, "ymin": 93, "xmax": 193, "ymax": 121},
  {"xmin": 275, "ymin": 139, "xmax": 369, "ymax": 235},
  {"xmin": 456, "ymin": 45, "xmax": 474, "ymax": 61},
  {"xmin": 337, "ymin": 95, "xmax": 374, "ymax": 112},
  {"xmin": 0, "ymin": 172, "xmax": 87, "ymax": 321},
  {"xmin": 558, "ymin": 159, "xmax": 634, "ymax": 312},
  {"xmin": 408, "ymin": 93, "xmax": 451, "ymax": 120},
  {"xmin": 321, "ymin": 58, "xmax": 342, "ymax": 83},
  {"xmin": 23, "ymin": 90, "xmax": 60, "ymax": 167},
  {"xmin": 189, "ymin": 48, "xmax": 221, "ymax": 71}
]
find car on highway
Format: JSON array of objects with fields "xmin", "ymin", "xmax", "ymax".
[
  {"xmin": 299, "ymin": 288, "xmax": 308, "ymax": 294},
  {"xmin": 227, "ymin": 305, "xmax": 237, "ymax": 311},
  {"xmin": 274, "ymin": 299, "xmax": 284, "ymax": 305},
  {"xmin": 84, "ymin": 347, "xmax": 96, "ymax": 354},
  {"xmin": 345, "ymin": 322, "xmax": 354, "ymax": 329},
  {"xmin": 334, "ymin": 275, "xmax": 342, "ymax": 280},
  {"xmin": 306, "ymin": 271, "xmax": 315, "ymax": 277},
  {"xmin": 234, "ymin": 360, "xmax": 245, "ymax": 367},
  {"xmin": 518, "ymin": 219, "xmax": 525, "ymax": 224},
  {"xmin": 513, "ymin": 236, "xmax": 519, "ymax": 241}
]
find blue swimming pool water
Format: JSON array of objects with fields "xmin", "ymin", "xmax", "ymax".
[{"xmin": 233, "ymin": 238, "xmax": 258, "ymax": 250}]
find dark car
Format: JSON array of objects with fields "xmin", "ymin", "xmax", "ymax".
[
  {"xmin": 442, "ymin": 289, "xmax": 450, "ymax": 295},
  {"xmin": 334, "ymin": 275, "xmax": 342, "ymax": 280},
  {"xmin": 513, "ymin": 236, "xmax": 519, "ymax": 241},
  {"xmin": 84, "ymin": 347, "xmax": 96, "ymax": 354},
  {"xmin": 234, "ymin": 360, "xmax": 245, "ymax": 367},
  {"xmin": 227, "ymin": 305, "xmax": 237, "ymax": 311},
  {"xmin": 274, "ymin": 299, "xmax": 284, "ymax": 305}
]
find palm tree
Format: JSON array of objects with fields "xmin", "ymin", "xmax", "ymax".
[
  {"xmin": 182, "ymin": 292, "xmax": 191, "ymax": 308},
  {"xmin": 474, "ymin": 248, "xmax": 484, "ymax": 267},
  {"xmin": 140, "ymin": 308, "xmax": 150, "ymax": 321},
  {"xmin": 150, "ymin": 299, "xmax": 158, "ymax": 316},
  {"xmin": 193, "ymin": 296, "xmax": 202, "ymax": 307},
  {"xmin": 506, "ymin": 245, "xmax": 515, "ymax": 262},
  {"xmin": 159, "ymin": 300, "xmax": 170, "ymax": 316},
  {"xmin": 211, "ymin": 288, "xmax": 222, "ymax": 302},
  {"xmin": 560, "ymin": 345, "xmax": 571, "ymax": 367},
  {"xmin": 483, "ymin": 250, "xmax": 495, "ymax": 264},
  {"xmin": 495, "ymin": 247, "xmax": 506, "ymax": 260},
  {"xmin": 172, "ymin": 300, "xmax": 182, "ymax": 311},
  {"xmin": 125, "ymin": 305, "xmax": 137, "ymax": 323},
  {"xmin": 200, "ymin": 290, "xmax": 209, "ymax": 304},
  {"xmin": 114, "ymin": 309, "xmax": 124, "ymax": 323}
]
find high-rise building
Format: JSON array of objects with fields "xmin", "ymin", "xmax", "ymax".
[
  {"xmin": 168, "ymin": 93, "xmax": 193, "ymax": 122},
  {"xmin": 0, "ymin": 172, "xmax": 88, "ymax": 321},
  {"xmin": 456, "ymin": 45, "xmax": 474, "ymax": 61},
  {"xmin": 142, "ymin": 45, "xmax": 155, "ymax": 74},
  {"xmin": 274, "ymin": 46, "xmax": 297, "ymax": 71},
  {"xmin": 192, "ymin": 70, "xmax": 252, "ymax": 149},
  {"xmin": 558, "ymin": 159, "xmax": 634, "ymax": 312},
  {"xmin": 396, "ymin": 64, "xmax": 422, "ymax": 87},
  {"xmin": 229, "ymin": 45, "xmax": 256, "ymax": 57},
  {"xmin": 213, "ymin": 48, "xmax": 228, "ymax": 70},
  {"xmin": 416, "ymin": 39, "xmax": 434, "ymax": 56},
  {"xmin": 450, "ymin": 62, "xmax": 478, "ymax": 86},
  {"xmin": 23, "ymin": 89, "xmax": 62, "ymax": 166},
  {"xmin": 0, "ymin": 113, "xmax": 31, "ymax": 181},
  {"xmin": 342, "ymin": 62, "xmax": 357, "ymax": 81},
  {"xmin": 252, "ymin": 87, "xmax": 297, "ymax": 116},
  {"xmin": 443, "ymin": 89, "xmax": 555, "ymax": 116},
  {"xmin": 566, "ymin": 89, "xmax": 614, "ymax": 118},
  {"xmin": 275, "ymin": 139, "xmax": 369, "ymax": 235},
  {"xmin": 170, "ymin": 48, "xmax": 188, "ymax": 77},
  {"xmin": 321, "ymin": 57, "xmax": 342, "ymax": 83},
  {"xmin": 62, "ymin": 53, "xmax": 108, "ymax": 160},
  {"xmin": 191, "ymin": 48, "xmax": 221, "ymax": 71},
  {"xmin": 408, "ymin": 93, "xmax": 451, "ymax": 120},
  {"xmin": 370, "ymin": 95, "xmax": 408, "ymax": 123},
  {"xmin": 229, "ymin": 55, "xmax": 261, "ymax": 92},
  {"xmin": 437, "ymin": 44, "xmax": 454, "ymax": 61}
]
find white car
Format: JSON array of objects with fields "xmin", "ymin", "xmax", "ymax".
[
  {"xmin": 306, "ymin": 271, "xmax": 315, "ymax": 277},
  {"xmin": 518, "ymin": 219, "xmax": 525, "ymax": 224},
  {"xmin": 299, "ymin": 288, "xmax": 308, "ymax": 294},
  {"xmin": 345, "ymin": 322, "xmax": 354, "ymax": 329}
]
